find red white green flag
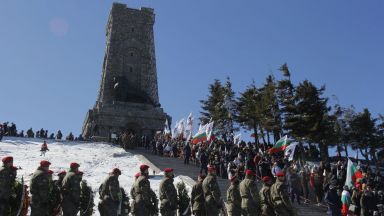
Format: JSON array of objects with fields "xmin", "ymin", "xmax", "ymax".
[
  {"xmin": 268, "ymin": 135, "xmax": 290, "ymax": 154},
  {"xmin": 345, "ymin": 159, "xmax": 363, "ymax": 188},
  {"xmin": 192, "ymin": 124, "xmax": 207, "ymax": 144}
]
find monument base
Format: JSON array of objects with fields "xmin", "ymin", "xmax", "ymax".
[{"xmin": 82, "ymin": 101, "xmax": 169, "ymax": 140}]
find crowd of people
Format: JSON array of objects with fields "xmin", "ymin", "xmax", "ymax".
[
  {"xmin": 0, "ymin": 122, "xmax": 82, "ymax": 142},
  {"xmin": 143, "ymin": 134, "xmax": 384, "ymax": 216}
]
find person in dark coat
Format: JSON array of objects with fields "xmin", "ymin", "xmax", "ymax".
[
  {"xmin": 191, "ymin": 174, "xmax": 206, "ymax": 216},
  {"xmin": 199, "ymin": 150, "xmax": 208, "ymax": 175},
  {"xmin": 324, "ymin": 183, "xmax": 342, "ymax": 216},
  {"xmin": 183, "ymin": 144, "xmax": 191, "ymax": 165},
  {"xmin": 360, "ymin": 184, "xmax": 378, "ymax": 216},
  {"xmin": 159, "ymin": 168, "xmax": 178, "ymax": 216}
]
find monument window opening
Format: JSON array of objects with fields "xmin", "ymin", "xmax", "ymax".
[
  {"xmin": 130, "ymin": 52, "xmax": 134, "ymax": 57},
  {"xmin": 129, "ymin": 67, "xmax": 133, "ymax": 73},
  {"xmin": 131, "ymin": 28, "xmax": 135, "ymax": 32}
]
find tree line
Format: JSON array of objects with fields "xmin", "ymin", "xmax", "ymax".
[{"xmin": 199, "ymin": 63, "xmax": 384, "ymax": 162}]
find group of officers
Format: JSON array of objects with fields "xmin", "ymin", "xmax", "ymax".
[{"xmin": 0, "ymin": 155, "xmax": 295, "ymax": 216}]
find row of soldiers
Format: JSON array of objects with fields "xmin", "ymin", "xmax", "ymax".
[{"xmin": 224, "ymin": 170, "xmax": 297, "ymax": 216}]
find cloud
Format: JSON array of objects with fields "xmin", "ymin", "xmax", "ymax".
[{"xmin": 49, "ymin": 17, "xmax": 69, "ymax": 37}]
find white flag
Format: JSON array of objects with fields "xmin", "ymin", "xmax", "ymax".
[
  {"xmin": 284, "ymin": 142, "xmax": 298, "ymax": 161},
  {"xmin": 206, "ymin": 121, "xmax": 214, "ymax": 141},
  {"xmin": 234, "ymin": 133, "xmax": 242, "ymax": 145},
  {"xmin": 184, "ymin": 113, "xmax": 193, "ymax": 139},
  {"xmin": 164, "ymin": 119, "xmax": 170, "ymax": 135}
]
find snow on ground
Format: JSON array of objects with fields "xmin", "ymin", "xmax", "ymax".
[{"xmin": 0, "ymin": 137, "xmax": 187, "ymax": 216}]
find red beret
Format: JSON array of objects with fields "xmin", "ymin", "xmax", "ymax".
[
  {"xmin": 58, "ymin": 170, "xmax": 67, "ymax": 176},
  {"xmin": 164, "ymin": 168, "xmax": 173, "ymax": 173},
  {"xmin": 135, "ymin": 172, "xmax": 141, "ymax": 178},
  {"xmin": 40, "ymin": 160, "xmax": 51, "ymax": 167},
  {"xmin": 140, "ymin": 164, "xmax": 149, "ymax": 171},
  {"xmin": 262, "ymin": 176, "xmax": 271, "ymax": 182},
  {"xmin": 207, "ymin": 165, "xmax": 216, "ymax": 172},
  {"xmin": 276, "ymin": 171, "xmax": 285, "ymax": 177},
  {"xmin": 70, "ymin": 162, "xmax": 80, "ymax": 169},
  {"xmin": 2, "ymin": 156, "xmax": 13, "ymax": 164},
  {"xmin": 245, "ymin": 169, "xmax": 255, "ymax": 176},
  {"xmin": 112, "ymin": 168, "xmax": 121, "ymax": 175},
  {"xmin": 47, "ymin": 170, "xmax": 54, "ymax": 175}
]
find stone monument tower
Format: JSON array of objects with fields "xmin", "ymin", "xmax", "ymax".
[{"xmin": 82, "ymin": 3, "xmax": 169, "ymax": 140}]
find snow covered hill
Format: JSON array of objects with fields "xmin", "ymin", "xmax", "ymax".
[{"xmin": 0, "ymin": 137, "xmax": 175, "ymax": 215}]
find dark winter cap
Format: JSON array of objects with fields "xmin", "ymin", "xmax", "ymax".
[
  {"xmin": 140, "ymin": 164, "xmax": 149, "ymax": 171},
  {"xmin": 112, "ymin": 168, "xmax": 121, "ymax": 175},
  {"xmin": 2, "ymin": 156, "xmax": 13, "ymax": 164},
  {"xmin": 70, "ymin": 162, "xmax": 80, "ymax": 169},
  {"xmin": 40, "ymin": 160, "xmax": 51, "ymax": 167}
]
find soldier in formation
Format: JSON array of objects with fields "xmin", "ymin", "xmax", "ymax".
[
  {"xmin": 226, "ymin": 175, "xmax": 241, "ymax": 216},
  {"xmin": 259, "ymin": 176, "xmax": 275, "ymax": 216},
  {"xmin": 0, "ymin": 156, "xmax": 15, "ymax": 214},
  {"xmin": 62, "ymin": 162, "xmax": 81, "ymax": 216},
  {"xmin": 99, "ymin": 168, "xmax": 122, "ymax": 216},
  {"xmin": 270, "ymin": 171, "xmax": 297, "ymax": 216},
  {"xmin": 30, "ymin": 160, "xmax": 51, "ymax": 216},
  {"xmin": 202, "ymin": 165, "xmax": 222, "ymax": 216},
  {"xmin": 159, "ymin": 168, "xmax": 178, "ymax": 216},
  {"xmin": 133, "ymin": 164, "xmax": 157, "ymax": 216},
  {"xmin": 191, "ymin": 174, "xmax": 206, "ymax": 216},
  {"xmin": 239, "ymin": 169, "xmax": 261, "ymax": 216}
]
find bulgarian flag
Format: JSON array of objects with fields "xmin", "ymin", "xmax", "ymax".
[
  {"xmin": 268, "ymin": 135, "xmax": 290, "ymax": 154},
  {"xmin": 345, "ymin": 159, "xmax": 363, "ymax": 188},
  {"xmin": 341, "ymin": 190, "xmax": 351, "ymax": 215},
  {"xmin": 192, "ymin": 124, "xmax": 207, "ymax": 144}
]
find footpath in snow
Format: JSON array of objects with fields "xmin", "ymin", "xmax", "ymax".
[{"xmin": 0, "ymin": 137, "xmax": 187, "ymax": 216}]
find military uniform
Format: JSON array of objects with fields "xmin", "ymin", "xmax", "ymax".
[
  {"xmin": 0, "ymin": 165, "xmax": 13, "ymax": 215},
  {"xmin": 62, "ymin": 170, "xmax": 81, "ymax": 216},
  {"xmin": 49, "ymin": 178, "xmax": 62, "ymax": 215},
  {"xmin": 191, "ymin": 181, "xmax": 206, "ymax": 216},
  {"xmin": 133, "ymin": 175, "xmax": 155, "ymax": 216},
  {"xmin": 239, "ymin": 176, "xmax": 261, "ymax": 216},
  {"xmin": 260, "ymin": 184, "xmax": 275, "ymax": 216},
  {"xmin": 159, "ymin": 178, "xmax": 178, "ymax": 216},
  {"xmin": 202, "ymin": 173, "xmax": 222, "ymax": 216},
  {"xmin": 80, "ymin": 180, "xmax": 94, "ymax": 216},
  {"xmin": 30, "ymin": 167, "xmax": 50, "ymax": 216},
  {"xmin": 99, "ymin": 175, "xmax": 121, "ymax": 216},
  {"xmin": 270, "ymin": 179, "xmax": 296, "ymax": 216},
  {"xmin": 227, "ymin": 182, "xmax": 241, "ymax": 216}
]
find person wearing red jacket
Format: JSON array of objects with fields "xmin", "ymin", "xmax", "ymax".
[{"xmin": 40, "ymin": 141, "xmax": 49, "ymax": 156}]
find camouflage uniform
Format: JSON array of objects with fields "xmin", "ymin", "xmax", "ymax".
[
  {"xmin": 0, "ymin": 165, "xmax": 13, "ymax": 215},
  {"xmin": 226, "ymin": 182, "xmax": 242, "ymax": 216},
  {"xmin": 259, "ymin": 184, "xmax": 275, "ymax": 216},
  {"xmin": 133, "ymin": 175, "xmax": 154, "ymax": 216},
  {"xmin": 191, "ymin": 180, "xmax": 206, "ymax": 216},
  {"xmin": 239, "ymin": 176, "xmax": 261, "ymax": 216},
  {"xmin": 62, "ymin": 170, "xmax": 81, "ymax": 216},
  {"xmin": 48, "ymin": 177, "xmax": 62, "ymax": 215},
  {"xmin": 159, "ymin": 178, "xmax": 178, "ymax": 216},
  {"xmin": 270, "ymin": 179, "xmax": 296, "ymax": 216},
  {"xmin": 30, "ymin": 167, "xmax": 50, "ymax": 216},
  {"xmin": 202, "ymin": 173, "xmax": 222, "ymax": 216},
  {"xmin": 149, "ymin": 189, "xmax": 159, "ymax": 216},
  {"xmin": 99, "ymin": 175, "xmax": 120, "ymax": 216},
  {"xmin": 119, "ymin": 188, "xmax": 130, "ymax": 216},
  {"xmin": 80, "ymin": 180, "xmax": 94, "ymax": 216}
]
